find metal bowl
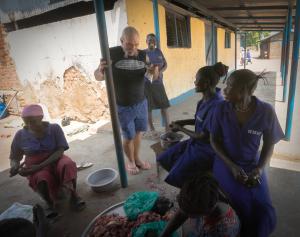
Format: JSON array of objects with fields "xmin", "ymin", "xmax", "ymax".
[
  {"xmin": 160, "ymin": 132, "xmax": 184, "ymax": 150},
  {"xmin": 81, "ymin": 202, "xmax": 182, "ymax": 237},
  {"xmin": 86, "ymin": 168, "xmax": 118, "ymax": 193}
]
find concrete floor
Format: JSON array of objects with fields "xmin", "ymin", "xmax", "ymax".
[
  {"xmin": 0, "ymin": 129, "xmax": 179, "ymax": 237},
  {"xmin": 0, "ymin": 57, "xmax": 300, "ymax": 236}
]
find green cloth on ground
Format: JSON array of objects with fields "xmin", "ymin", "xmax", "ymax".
[
  {"xmin": 124, "ymin": 191, "xmax": 159, "ymax": 220},
  {"xmin": 132, "ymin": 221, "xmax": 179, "ymax": 237}
]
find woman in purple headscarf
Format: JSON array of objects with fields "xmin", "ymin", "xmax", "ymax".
[{"xmin": 9, "ymin": 104, "xmax": 85, "ymax": 214}]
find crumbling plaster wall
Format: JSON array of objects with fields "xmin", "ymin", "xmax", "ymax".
[{"xmin": 2, "ymin": 0, "xmax": 127, "ymax": 122}]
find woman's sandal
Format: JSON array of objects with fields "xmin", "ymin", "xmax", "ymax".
[
  {"xmin": 76, "ymin": 161, "xmax": 93, "ymax": 171},
  {"xmin": 70, "ymin": 195, "xmax": 86, "ymax": 212},
  {"xmin": 33, "ymin": 204, "xmax": 49, "ymax": 235},
  {"xmin": 45, "ymin": 206, "xmax": 59, "ymax": 219}
]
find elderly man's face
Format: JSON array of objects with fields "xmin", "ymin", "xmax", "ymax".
[{"xmin": 121, "ymin": 33, "xmax": 139, "ymax": 56}]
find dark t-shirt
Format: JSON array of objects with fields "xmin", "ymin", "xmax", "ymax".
[{"xmin": 110, "ymin": 46, "xmax": 147, "ymax": 106}]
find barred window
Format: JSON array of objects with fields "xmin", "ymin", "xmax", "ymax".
[
  {"xmin": 225, "ymin": 31, "xmax": 231, "ymax": 48},
  {"xmin": 166, "ymin": 10, "xmax": 191, "ymax": 48}
]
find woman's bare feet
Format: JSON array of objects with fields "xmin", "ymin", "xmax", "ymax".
[
  {"xmin": 135, "ymin": 160, "xmax": 151, "ymax": 170},
  {"xmin": 126, "ymin": 161, "xmax": 140, "ymax": 175}
]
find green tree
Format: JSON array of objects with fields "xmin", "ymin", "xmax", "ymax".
[{"xmin": 241, "ymin": 31, "xmax": 270, "ymax": 49}]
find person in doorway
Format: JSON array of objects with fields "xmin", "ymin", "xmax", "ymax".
[
  {"xmin": 144, "ymin": 33, "xmax": 170, "ymax": 135},
  {"xmin": 210, "ymin": 69, "xmax": 284, "ymax": 237},
  {"xmin": 240, "ymin": 48, "xmax": 245, "ymax": 66},
  {"xmin": 157, "ymin": 62, "xmax": 228, "ymax": 188},
  {"xmin": 9, "ymin": 104, "xmax": 85, "ymax": 215},
  {"xmin": 159, "ymin": 172, "xmax": 240, "ymax": 237},
  {"xmin": 246, "ymin": 49, "xmax": 252, "ymax": 64},
  {"xmin": 94, "ymin": 26, "xmax": 154, "ymax": 175}
]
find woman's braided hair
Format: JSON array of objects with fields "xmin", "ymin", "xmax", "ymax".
[
  {"xmin": 196, "ymin": 62, "xmax": 229, "ymax": 87},
  {"xmin": 178, "ymin": 172, "xmax": 220, "ymax": 216},
  {"xmin": 228, "ymin": 69, "xmax": 268, "ymax": 92}
]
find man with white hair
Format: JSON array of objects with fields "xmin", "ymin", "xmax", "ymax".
[{"xmin": 95, "ymin": 26, "xmax": 153, "ymax": 175}]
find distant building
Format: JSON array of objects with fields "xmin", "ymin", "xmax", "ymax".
[{"xmin": 259, "ymin": 32, "xmax": 293, "ymax": 59}]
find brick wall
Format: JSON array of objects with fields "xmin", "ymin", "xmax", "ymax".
[{"xmin": 0, "ymin": 24, "xmax": 22, "ymax": 90}]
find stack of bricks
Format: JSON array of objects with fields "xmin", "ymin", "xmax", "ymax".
[{"xmin": 0, "ymin": 24, "xmax": 22, "ymax": 90}]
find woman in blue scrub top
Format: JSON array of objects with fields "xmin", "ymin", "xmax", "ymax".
[
  {"xmin": 210, "ymin": 69, "xmax": 284, "ymax": 237},
  {"xmin": 157, "ymin": 62, "xmax": 228, "ymax": 188},
  {"xmin": 144, "ymin": 33, "xmax": 170, "ymax": 132}
]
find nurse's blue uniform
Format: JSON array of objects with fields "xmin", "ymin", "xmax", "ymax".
[
  {"xmin": 210, "ymin": 97, "xmax": 284, "ymax": 237},
  {"xmin": 144, "ymin": 48, "xmax": 170, "ymax": 110},
  {"xmin": 157, "ymin": 88, "xmax": 223, "ymax": 188}
]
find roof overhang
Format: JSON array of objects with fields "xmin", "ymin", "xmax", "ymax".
[
  {"xmin": 163, "ymin": 0, "xmax": 296, "ymax": 32},
  {"xmin": 0, "ymin": 0, "xmax": 116, "ymax": 24}
]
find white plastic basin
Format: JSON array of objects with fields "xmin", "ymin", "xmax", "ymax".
[{"xmin": 86, "ymin": 168, "xmax": 118, "ymax": 192}]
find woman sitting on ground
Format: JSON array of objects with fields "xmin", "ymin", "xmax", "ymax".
[
  {"xmin": 9, "ymin": 104, "xmax": 85, "ymax": 214},
  {"xmin": 157, "ymin": 62, "xmax": 228, "ymax": 188},
  {"xmin": 159, "ymin": 172, "xmax": 240, "ymax": 237}
]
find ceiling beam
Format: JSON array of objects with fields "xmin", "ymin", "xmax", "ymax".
[
  {"xmin": 225, "ymin": 16, "xmax": 294, "ymax": 19},
  {"xmin": 239, "ymin": 25, "xmax": 285, "ymax": 28},
  {"xmin": 209, "ymin": 6, "xmax": 295, "ymax": 11},
  {"xmin": 173, "ymin": 0, "xmax": 237, "ymax": 29},
  {"xmin": 240, "ymin": 27, "xmax": 284, "ymax": 29},
  {"xmin": 241, "ymin": 29, "xmax": 282, "ymax": 31},
  {"xmin": 236, "ymin": 22, "xmax": 285, "ymax": 25},
  {"xmin": 240, "ymin": 0, "xmax": 260, "ymax": 32},
  {"xmin": 240, "ymin": 25, "xmax": 284, "ymax": 28}
]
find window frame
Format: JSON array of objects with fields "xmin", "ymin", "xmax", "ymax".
[
  {"xmin": 225, "ymin": 31, "xmax": 231, "ymax": 49},
  {"xmin": 165, "ymin": 10, "xmax": 191, "ymax": 48}
]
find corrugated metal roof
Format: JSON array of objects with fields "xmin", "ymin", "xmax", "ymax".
[
  {"xmin": 260, "ymin": 30, "xmax": 295, "ymax": 43},
  {"xmin": 260, "ymin": 32, "xmax": 281, "ymax": 42},
  {"xmin": 0, "ymin": 0, "xmax": 91, "ymax": 23},
  {"xmin": 167, "ymin": 0, "xmax": 295, "ymax": 31}
]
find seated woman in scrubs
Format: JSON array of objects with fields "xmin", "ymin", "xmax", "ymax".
[
  {"xmin": 9, "ymin": 104, "xmax": 85, "ymax": 213},
  {"xmin": 210, "ymin": 69, "xmax": 284, "ymax": 237},
  {"xmin": 159, "ymin": 172, "xmax": 240, "ymax": 237},
  {"xmin": 157, "ymin": 62, "xmax": 228, "ymax": 188}
]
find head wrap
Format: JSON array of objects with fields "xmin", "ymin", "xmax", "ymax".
[{"xmin": 21, "ymin": 104, "xmax": 44, "ymax": 118}]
